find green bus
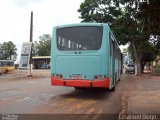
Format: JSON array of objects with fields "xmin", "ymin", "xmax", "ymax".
[{"xmin": 50, "ymin": 23, "xmax": 122, "ymax": 91}]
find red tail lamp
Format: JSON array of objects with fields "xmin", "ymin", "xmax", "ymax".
[
  {"xmin": 94, "ymin": 75, "xmax": 105, "ymax": 79},
  {"xmin": 60, "ymin": 74, "xmax": 63, "ymax": 78}
]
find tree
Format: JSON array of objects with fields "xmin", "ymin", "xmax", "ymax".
[
  {"xmin": 0, "ymin": 41, "xmax": 17, "ymax": 60},
  {"xmin": 78, "ymin": 0, "xmax": 159, "ymax": 75},
  {"xmin": 128, "ymin": 41, "xmax": 158, "ymax": 72},
  {"xmin": 113, "ymin": 0, "xmax": 160, "ymax": 74},
  {"xmin": 33, "ymin": 34, "xmax": 51, "ymax": 56},
  {"xmin": 0, "ymin": 43, "xmax": 2, "ymax": 59},
  {"xmin": 122, "ymin": 48, "xmax": 128, "ymax": 53},
  {"xmin": 78, "ymin": 0, "xmax": 122, "ymax": 24}
]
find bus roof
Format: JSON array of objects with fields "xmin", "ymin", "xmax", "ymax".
[{"xmin": 55, "ymin": 23, "xmax": 109, "ymax": 29}]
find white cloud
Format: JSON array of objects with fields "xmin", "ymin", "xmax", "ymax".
[
  {"xmin": 0, "ymin": 0, "xmax": 84, "ymax": 63},
  {"xmin": 10, "ymin": 0, "xmax": 43, "ymax": 7}
]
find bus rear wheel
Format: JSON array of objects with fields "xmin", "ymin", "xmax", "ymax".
[
  {"xmin": 74, "ymin": 87, "xmax": 84, "ymax": 90},
  {"xmin": 109, "ymin": 86, "xmax": 115, "ymax": 92}
]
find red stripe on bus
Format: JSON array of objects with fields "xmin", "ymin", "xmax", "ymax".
[{"xmin": 51, "ymin": 76, "xmax": 110, "ymax": 88}]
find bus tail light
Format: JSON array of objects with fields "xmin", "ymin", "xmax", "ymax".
[
  {"xmin": 94, "ymin": 75, "xmax": 98, "ymax": 79},
  {"xmin": 56, "ymin": 74, "xmax": 59, "ymax": 78},
  {"xmin": 54, "ymin": 74, "xmax": 63, "ymax": 78},
  {"xmin": 94, "ymin": 75, "xmax": 103, "ymax": 79},
  {"xmin": 60, "ymin": 74, "xmax": 63, "ymax": 78},
  {"xmin": 98, "ymin": 75, "xmax": 102, "ymax": 79}
]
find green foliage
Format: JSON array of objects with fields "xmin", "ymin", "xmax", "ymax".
[
  {"xmin": 0, "ymin": 41, "xmax": 17, "ymax": 60},
  {"xmin": 78, "ymin": 0, "xmax": 160, "ymax": 44},
  {"xmin": 122, "ymin": 48, "xmax": 128, "ymax": 53},
  {"xmin": 33, "ymin": 34, "xmax": 51, "ymax": 56},
  {"xmin": 78, "ymin": 0, "xmax": 123, "ymax": 23},
  {"xmin": 138, "ymin": 0, "xmax": 160, "ymax": 35},
  {"xmin": 152, "ymin": 65, "xmax": 160, "ymax": 76},
  {"xmin": 128, "ymin": 41, "xmax": 158, "ymax": 63},
  {"xmin": 78, "ymin": 0, "xmax": 160, "ymax": 74}
]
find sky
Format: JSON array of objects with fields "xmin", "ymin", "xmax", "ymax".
[
  {"xmin": 0, "ymin": 0, "xmax": 127, "ymax": 63},
  {"xmin": 0, "ymin": 0, "xmax": 84, "ymax": 63}
]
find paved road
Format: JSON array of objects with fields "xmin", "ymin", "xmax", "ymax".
[
  {"xmin": 0, "ymin": 77, "xmax": 123, "ymax": 114},
  {"xmin": 0, "ymin": 71, "xmax": 160, "ymax": 120}
]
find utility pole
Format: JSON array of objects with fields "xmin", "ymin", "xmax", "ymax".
[{"xmin": 27, "ymin": 11, "xmax": 33, "ymax": 77}]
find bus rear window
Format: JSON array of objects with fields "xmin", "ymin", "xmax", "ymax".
[{"xmin": 56, "ymin": 26, "xmax": 103, "ymax": 51}]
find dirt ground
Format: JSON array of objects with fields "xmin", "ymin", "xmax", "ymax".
[
  {"xmin": 0, "ymin": 69, "xmax": 160, "ymax": 116},
  {"xmin": 0, "ymin": 69, "xmax": 50, "ymax": 81},
  {"xmin": 121, "ymin": 73, "xmax": 160, "ymax": 114}
]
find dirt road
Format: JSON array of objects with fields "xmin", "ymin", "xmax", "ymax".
[{"xmin": 0, "ymin": 70, "xmax": 160, "ymax": 119}]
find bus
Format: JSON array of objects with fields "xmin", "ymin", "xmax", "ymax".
[
  {"xmin": 32, "ymin": 56, "xmax": 50, "ymax": 69},
  {"xmin": 0, "ymin": 60, "xmax": 15, "ymax": 74},
  {"xmin": 50, "ymin": 23, "xmax": 122, "ymax": 91}
]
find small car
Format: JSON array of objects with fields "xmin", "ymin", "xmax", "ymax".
[{"xmin": 125, "ymin": 64, "xmax": 135, "ymax": 73}]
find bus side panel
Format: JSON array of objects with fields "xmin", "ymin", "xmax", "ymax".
[
  {"xmin": 101, "ymin": 25, "xmax": 110, "ymax": 80},
  {"xmin": 109, "ymin": 32, "xmax": 115, "ymax": 89},
  {"xmin": 108, "ymin": 30, "xmax": 122, "ymax": 89}
]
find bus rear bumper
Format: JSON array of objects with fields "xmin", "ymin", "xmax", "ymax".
[{"xmin": 51, "ymin": 76, "xmax": 110, "ymax": 88}]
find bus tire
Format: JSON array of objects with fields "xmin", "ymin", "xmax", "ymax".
[
  {"xmin": 109, "ymin": 86, "xmax": 115, "ymax": 92},
  {"xmin": 74, "ymin": 87, "xmax": 82, "ymax": 90}
]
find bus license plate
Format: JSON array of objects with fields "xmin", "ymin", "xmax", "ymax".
[{"xmin": 72, "ymin": 75, "xmax": 83, "ymax": 79}]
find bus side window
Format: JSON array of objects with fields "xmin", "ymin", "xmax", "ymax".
[
  {"xmin": 110, "ymin": 41, "xmax": 112, "ymax": 56},
  {"xmin": 115, "ymin": 46, "xmax": 118, "ymax": 58},
  {"xmin": 8, "ymin": 62, "xmax": 12, "ymax": 66},
  {"xmin": 112, "ymin": 41, "xmax": 116, "ymax": 58},
  {"xmin": 109, "ymin": 32, "xmax": 113, "ymax": 56},
  {"xmin": 2, "ymin": 61, "xmax": 6, "ymax": 66}
]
